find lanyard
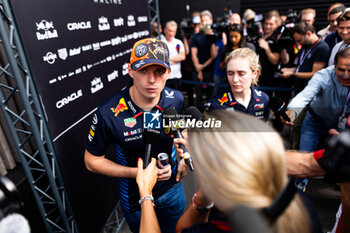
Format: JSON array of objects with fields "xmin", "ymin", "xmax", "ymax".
[
  {"xmin": 341, "ymin": 90, "xmax": 350, "ymax": 118},
  {"xmin": 296, "ymin": 38, "xmax": 321, "ymax": 72}
]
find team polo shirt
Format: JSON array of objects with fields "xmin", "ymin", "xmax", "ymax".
[
  {"xmin": 86, "ymin": 85, "xmax": 184, "ymax": 213},
  {"xmin": 204, "ymin": 87, "xmax": 270, "ymax": 121}
]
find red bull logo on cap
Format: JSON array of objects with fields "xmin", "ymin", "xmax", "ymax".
[{"xmin": 111, "ymin": 98, "xmax": 128, "ymax": 117}]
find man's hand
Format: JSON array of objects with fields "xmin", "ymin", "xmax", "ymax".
[
  {"xmin": 176, "ymin": 159, "xmax": 188, "ymax": 182},
  {"xmin": 157, "ymin": 162, "xmax": 172, "ymax": 181},
  {"xmin": 197, "ymin": 71, "xmax": 204, "ymax": 82},
  {"xmin": 280, "ymin": 67, "xmax": 295, "ymax": 79},
  {"xmin": 258, "ymin": 38, "xmax": 269, "ymax": 50},
  {"xmin": 194, "ymin": 64, "xmax": 204, "ymax": 73},
  {"xmin": 280, "ymin": 109, "xmax": 296, "ymax": 126},
  {"xmin": 137, "ymin": 158, "xmax": 158, "ymax": 197}
]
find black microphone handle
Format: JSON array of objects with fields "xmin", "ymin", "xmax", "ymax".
[
  {"xmin": 280, "ymin": 111, "xmax": 291, "ymax": 122},
  {"xmin": 144, "ymin": 144, "xmax": 152, "ymax": 168},
  {"xmin": 174, "ymin": 130, "xmax": 194, "ymax": 171}
]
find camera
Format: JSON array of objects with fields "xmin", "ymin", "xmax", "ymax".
[
  {"xmin": 246, "ymin": 14, "xmax": 264, "ymax": 44},
  {"xmin": 319, "ymin": 129, "xmax": 350, "ymax": 182},
  {"xmin": 180, "ymin": 17, "xmax": 194, "ymax": 39},
  {"xmin": 275, "ymin": 9, "xmax": 299, "ymax": 49}
]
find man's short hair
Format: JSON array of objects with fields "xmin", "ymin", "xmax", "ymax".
[
  {"xmin": 300, "ymin": 8, "xmax": 316, "ymax": 18},
  {"xmin": 329, "ymin": 6, "xmax": 346, "ymax": 16},
  {"xmin": 264, "ymin": 10, "xmax": 280, "ymax": 22},
  {"xmin": 335, "ymin": 47, "xmax": 350, "ymax": 65},
  {"xmin": 337, "ymin": 11, "xmax": 350, "ymax": 25},
  {"xmin": 293, "ymin": 22, "xmax": 315, "ymax": 35},
  {"xmin": 200, "ymin": 10, "xmax": 213, "ymax": 20},
  {"xmin": 165, "ymin": 20, "xmax": 178, "ymax": 29}
]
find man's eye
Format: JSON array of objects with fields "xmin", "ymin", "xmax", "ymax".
[{"xmin": 156, "ymin": 69, "xmax": 166, "ymax": 75}]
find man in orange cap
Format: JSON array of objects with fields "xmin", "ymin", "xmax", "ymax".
[{"xmin": 84, "ymin": 38, "xmax": 188, "ymax": 233}]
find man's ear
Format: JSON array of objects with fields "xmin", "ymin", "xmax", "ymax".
[{"xmin": 128, "ymin": 64, "xmax": 134, "ymax": 78}]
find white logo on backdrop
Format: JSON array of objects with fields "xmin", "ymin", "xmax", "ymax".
[
  {"xmin": 93, "ymin": 0, "xmax": 122, "ymax": 5},
  {"xmin": 36, "ymin": 20, "xmax": 58, "ymax": 40},
  {"xmin": 69, "ymin": 47, "xmax": 81, "ymax": 56},
  {"xmin": 57, "ymin": 48, "xmax": 68, "ymax": 60},
  {"xmin": 108, "ymin": 70, "xmax": 119, "ymax": 82},
  {"xmin": 67, "ymin": 21, "xmax": 92, "ymax": 31},
  {"xmin": 82, "ymin": 44, "xmax": 92, "ymax": 51},
  {"xmin": 137, "ymin": 16, "xmax": 148, "ymax": 23},
  {"xmin": 122, "ymin": 63, "xmax": 129, "ymax": 76},
  {"xmin": 127, "ymin": 15, "xmax": 136, "ymax": 27},
  {"xmin": 43, "ymin": 52, "xmax": 57, "ymax": 64},
  {"xmin": 98, "ymin": 16, "xmax": 110, "ymax": 31},
  {"xmin": 114, "ymin": 17, "xmax": 124, "ymax": 27},
  {"xmin": 56, "ymin": 89, "xmax": 83, "ymax": 109},
  {"xmin": 91, "ymin": 77, "xmax": 104, "ymax": 94}
]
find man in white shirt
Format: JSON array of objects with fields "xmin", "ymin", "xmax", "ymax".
[
  {"xmin": 328, "ymin": 11, "xmax": 350, "ymax": 66},
  {"xmin": 318, "ymin": 3, "xmax": 345, "ymax": 40},
  {"xmin": 162, "ymin": 21, "xmax": 186, "ymax": 90}
]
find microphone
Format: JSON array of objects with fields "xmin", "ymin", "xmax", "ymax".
[
  {"xmin": 184, "ymin": 106, "xmax": 202, "ymax": 121},
  {"xmin": 142, "ymin": 128, "xmax": 160, "ymax": 168},
  {"xmin": 163, "ymin": 107, "xmax": 195, "ymax": 171},
  {"xmin": 268, "ymin": 97, "xmax": 291, "ymax": 122},
  {"xmin": 176, "ymin": 44, "xmax": 180, "ymax": 53}
]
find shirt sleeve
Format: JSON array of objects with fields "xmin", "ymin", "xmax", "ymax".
[
  {"xmin": 313, "ymin": 43, "xmax": 330, "ymax": 64},
  {"xmin": 287, "ymin": 69, "xmax": 325, "ymax": 115},
  {"xmin": 85, "ymin": 109, "xmax": 112, "ymax": 156}
]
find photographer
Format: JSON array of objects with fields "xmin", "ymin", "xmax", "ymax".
[
  {"xmin": 256, "ymin": 10, "xmax": 281, "ymax": 97},
  {"xmin": 280, "ymin": 23, "xmax": 330, "ymax": 94},
  {"xmin": 191, "ymin": 10, "xmax": 217, "ymax": 111}
]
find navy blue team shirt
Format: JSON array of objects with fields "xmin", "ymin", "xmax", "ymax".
[
  {"xmin": 204, "ymin": 86, "xmax": 270, "ymax": 121},
  {"xmin": 86, "ymin": 84, "xmax": 184, "ymax": 213}
]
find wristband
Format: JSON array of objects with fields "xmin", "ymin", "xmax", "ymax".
[
  {"xmin": 192, "ymin": 193, "xmax": 214, "ymax": 212},
  {"xmin": 139, "ymin": 195, "xmax": 155, "ymax": 206},
  {"xmin": 313, "ymin": 149, "xmax": 324, "ymax": 161}
]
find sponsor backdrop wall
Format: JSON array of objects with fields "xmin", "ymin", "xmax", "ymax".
[{"xmin": 8, "ymin": 0, "xmax": 150, "ymax": 232}]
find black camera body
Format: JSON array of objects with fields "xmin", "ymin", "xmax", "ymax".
[
  {"xmin": 246, "ymin": 15, "xmax": 264, "ymax": 44},
  {"xmin": 319, "ymin": 130, "xmax": 350, "ymax": 182}
]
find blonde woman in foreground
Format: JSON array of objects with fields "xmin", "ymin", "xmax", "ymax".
[{"xmin": 174, "ymin": 111, "xmax": 322, "ymax": 233}]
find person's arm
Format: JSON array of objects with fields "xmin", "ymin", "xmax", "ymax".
[
  {"xmin": 258, "ymin": 38, "xmax": 281, "ymax": 65},
  {"xmin": 85, "ymin": 150, "xmax": 172, "ymax": 181},
  {"xmin": 294, "ymin": 62, "xmax": 326, "ymax": 80},
  {"xmin": 191, "ymin": 47, "xmax": 201, "ymax": 72},
  {"xmin": 84, "ymin": 150, "xmax": 137, "ymax": 178},
  {"xmin": 280, "ymin": 48, "xmax": 289, "ymax": 65},
  {"xmin": 285, "ymin": 150, "xmax": 326, "ymax": 178},
  {"xmin": 170, "ymin": 51, "xmax": 186, "ymax": 65},
  {"xmin": 137, "ymin": 158, "xmax": 161, "ymax": 233},
  {"xmin": 183, "ymin": 37, "xmax": 190, "ymax": 56},
  {"xmin": 340, "ymin": 182, "xmax": 350, "ymax": 233},
  {"xmin": 175, "ymin": 189, "xmax": 213, "ymax": 233}
]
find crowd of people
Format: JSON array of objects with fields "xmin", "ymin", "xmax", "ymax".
[{"xmin": 83, "ymin": 3, "xmax": 350, "ymax": 233}]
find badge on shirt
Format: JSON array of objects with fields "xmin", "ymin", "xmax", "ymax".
[
  {"xmin": 143, "ymin": 110, "xmax": 162, "ymax": 129},
  {"xmin": 124, "ymin": 117, "xmax": 137, "ymax": 128},
  {"xmin": 111, "ymin": 98, "xmax": 128, "ymax": 117},
  {"xmin": 338, "ymin": 116, "xmax": 347, "ymax": 131},
  {"xmin": 218, "ymin": 93, "xmax": 228, "ymax": 105}
]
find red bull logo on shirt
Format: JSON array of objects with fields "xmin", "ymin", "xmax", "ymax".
[
  {"xmin": 111, "ymin": 98, "xmax": 128, "ymax": 117},
  {"xmin": 218, "ymin": 93, "xmax": 228, "ymax": 106}
]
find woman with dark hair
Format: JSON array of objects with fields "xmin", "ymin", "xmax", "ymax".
[{"xmin": 220, "ymin": 24, "xmax": 255, "ymax": 70}]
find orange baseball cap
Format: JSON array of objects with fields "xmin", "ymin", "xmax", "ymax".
[{"xmin": 130, "ymin": 38, "xmax": 171, "ymax": 72}]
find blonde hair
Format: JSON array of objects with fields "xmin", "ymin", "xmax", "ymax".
[
  {"xmin": 189, "ymin": 111, "xmax": 311, "ymax": 233},
  {"xmin": 226, "ymin": 48, "xmax": 261, "ymax": 85},
  {"xmin": 301, "ymin": 8, "xmax": 316, "ymax": 18}
]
